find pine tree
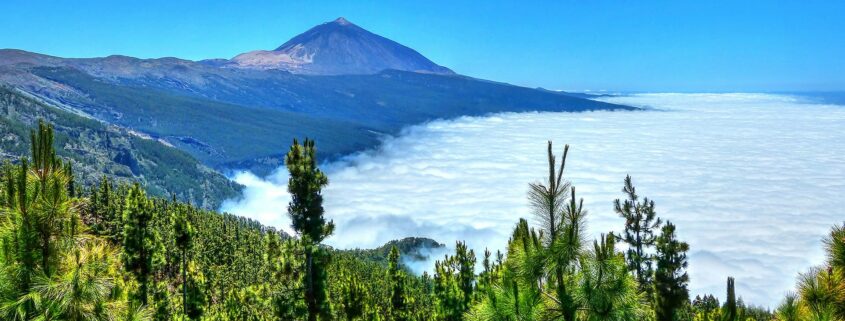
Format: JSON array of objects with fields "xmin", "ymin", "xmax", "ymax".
[
  {"xmin": 0, "ymin": 121, "xmax": 132, "ymax": 321},
  {"xmin": 66, "ymin": 162, "xmax": 76, "ymax": 197},
  {"xmin": 152, "ymin": 279, "xmax": 171, "ymax": 321},
  {"xmin": 434, "ymin": 241, "xmax": 476, "ymax": 321},
  {"xmin": 92, "ymin": 176, "xmax": 121, "ymax": 242},
  {"xmin": 122, "ymin": 183, "xmax": 159, "ymax": 305},
  {"xmin": 467, "ymin": 219, "xmax": 545, "ymax": 321},
  {"xmin": 454, "ymin": 242, "xmax": 476, "ymax": 312},
  {"xmin": 286, "ymin": 138, "xmax": 333, "ymax": 243},
  {"xmin": 0, "ymin": 121, "xmax": 76, "ymax": 319},
  {"xmin": 266, "ymin": 233, "xmax": 308, "ymax": 319},
  {"xmin": 826, "ymin": 223, "xmax": 845, "ymax": 278},
  {"xmin": 388, "ymin": 246, "xmax": 409, "ymax": 321},
  {"xmin": 693, "ymin": 295, "xmax": 721, "ymax": 321},
  {"xmin": 786, "ymin": 224, "xmax": 845, "ymax": 321},
  {"xmin": 184, "ymin": 261, "xmax": 207, "ymax": 319},
  {"xmin": 576, "ymin": 234, "xmax": 642, "ymax": 321},
  {"xmin": 30, "ymin": 120, "xmax": 62, "ymax": 183},
  {"xmin": 29, "ymin": 120, "xmax": 74, "ymax": 277},
  {"xmin": 174, "ymin": 205, "xmax": 199, "ymax": 318},
  {"xmin": 774, "ymin": 293, "xmax": 803, "ymax": 321},
  {"xmin": 31, "ymin": 240, "xmax": 123, "ymax": 321},
  {"xmin": 478, "ymin": 249, "xmax": 493, "ymax": 294},
  {"xmin": 722, "ymin": 277, "xmax": 738, "ymax": 321},
  {"xmin": 527, "ymin": 142, "xmax": 584, "ymax": 321},
  {"xmin": 338, "ymin": 269, "xmax": 366, "ymax": 321},
  {"xmin": 797, "ymin": 266, "xmax": 840, "ymax": 321},
  {"xmin": 285, "ymin": 138, "xmax": 333, "ymax": 321},
  {"xmin": 653, "ymin": 221, "xmax": 690, "ymax": 321},
  {"xmin": 6, "ymin": 158, "xmax": 39, "ymax": 290},
  {"xmin": 615, "ymin": 175, "xmax": 662, "ymax": 296},
  {"xmin": 824, "ymin": 224, "xmax": 845, "ymax": 320}
]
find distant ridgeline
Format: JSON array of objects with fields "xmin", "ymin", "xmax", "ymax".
[
  {"xmin": 0, "ymin": 17, "xmax": 634, "ymax": 206},
  {"xmin": 0, "ymin": 86, "xmax": 240, "ymax": 209},
  {"xmin": 1, "ymin": 121, "xmax": 842, "ymax": 321}
]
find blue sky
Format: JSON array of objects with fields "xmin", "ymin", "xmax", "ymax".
[{"xmin": 1, "ymin": 1, "xmax": 843, "ymax": 92}]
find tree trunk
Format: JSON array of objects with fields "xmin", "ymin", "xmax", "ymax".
[
  {"xmin": 182, "ymin": 249, "xmax": 187, "ymax": 317},
  {"xmin": 306, "ymin": 250, "xmax": 317, "ymax": 321}
]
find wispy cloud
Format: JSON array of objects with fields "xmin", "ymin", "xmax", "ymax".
[{"xmin": 221, "ymin": 93, "xmax": 845, "ymax": 307}]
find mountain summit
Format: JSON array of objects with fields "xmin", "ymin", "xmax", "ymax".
[{"xmin": 228, "ymin": 17, "xmax": 454, "ymax": 75}]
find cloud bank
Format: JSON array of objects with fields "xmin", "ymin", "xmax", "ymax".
[{"xmin": 221, "ymin": 93, "xmax": 845, "ymax": 307}]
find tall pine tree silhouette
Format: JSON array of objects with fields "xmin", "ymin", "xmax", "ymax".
[
  {"xmin": 722, "ymin": 277, "xmax": 738, "ymax": 321},
  {"xmin": 615, "ymin": 175, "xmax": 662, "ymax": 296},
  {"xmin": 122, "ymin": 183, "xmax": 159, "ymax": 305},
  {"xmin": 286, "ymin": 138, "xmax": 333, "ymax": 321},
  {"xmin": 654, "ymin": 221, "xmax": 690, "ymax": 321}
]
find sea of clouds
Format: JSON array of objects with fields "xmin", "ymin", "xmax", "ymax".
[{"xmin": 221, "ymin": 93, "xmax": 845, "ymax": 307}]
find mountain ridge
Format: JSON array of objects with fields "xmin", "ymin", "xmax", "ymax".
[{"xmin": 0, "ymin": 18, "xmax": 636, "ymax": 205}]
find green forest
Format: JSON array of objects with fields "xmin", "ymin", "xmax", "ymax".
[{"xmin": 1, "ymin": 121, "xmax": 843, "ymax": 321}]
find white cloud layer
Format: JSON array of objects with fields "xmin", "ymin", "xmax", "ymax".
[{"xmin": 220, "ymin": 93, "xmax": 845, "ymax": 307}]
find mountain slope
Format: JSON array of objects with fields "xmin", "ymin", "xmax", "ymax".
[
  {"xmin": 21, "ymin": 65, "xmax": 385, "ymax": 170},
  {"xmin": 0, "ymin": 86, "xmax": 241, "ymax": 209},
  {"xmin": 228, "ymin": 17, "xmax": 453, "ymax": 75},
  {"xmin": 0, "ymin": 18, "xmax": 637, "ymax": 186},
  {"xmin": 14, "ymin": 63, "xmax": 631, "ymax": 173}
]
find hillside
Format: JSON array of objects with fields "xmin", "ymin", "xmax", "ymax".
[
  {"xmin": 0, "ymin": 86, "xmax": 240, "ymax": 209},
  {"xmin": 0, "ymin": 51, "xmax": 632, "ymax": 176},
  {"xmin": 342, "ymin": 237, "xmax": 446, "ymax": 266},
  {"xmin": 0, "ymin": 17, "xmax": 635, "ymax": 195}
]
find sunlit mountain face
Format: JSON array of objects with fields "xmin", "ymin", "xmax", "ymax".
[{"xmin": 225, "ymin": 17, "xmax": 454, "ymax": 75}]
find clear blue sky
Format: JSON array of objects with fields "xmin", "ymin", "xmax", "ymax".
[{"xmin": 2, "ymin": 1, "xmax": 843, "ymax": 92}]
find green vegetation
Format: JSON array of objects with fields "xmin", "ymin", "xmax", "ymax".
[
  {"xmin": 434, "ymin": 241, "xmax": 476, "ymax": 321},
  {"xmin": 615, "ymin": 175, "xmax": 662, "ymax": 298},
  {"xmin": 0, "ymin": 122, "xmax": 840, "ymax": 320},
  {"xmin": 24, "ymin": 64, "xmax": 631, "ymax": 174},
  {"xmin": 29, "ymin": 67, "xmax": 382, "ymax": 172},
  {"xmin": 0, "ymin": 86, "xmax": 240, "ymax": 209},
  {"xmin": 653, "ymin": 222, "xmax": 689, "ymax": 321},
  {"xmin": 285, "ymin": 138, "xmax": 334, "ymax": 321},
  {"xmin": 778, "ymin": 225, "xmax": 845, "ymax": 321}
]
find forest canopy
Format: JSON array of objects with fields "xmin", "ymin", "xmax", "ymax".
[{"xmin": 0, "ymin": 121, "xmax": 842, "ymax": 321}]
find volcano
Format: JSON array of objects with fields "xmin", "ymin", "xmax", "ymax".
[{"xmin": 228, "ymin": 17, "xmax": 454, "ymax": 75}]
